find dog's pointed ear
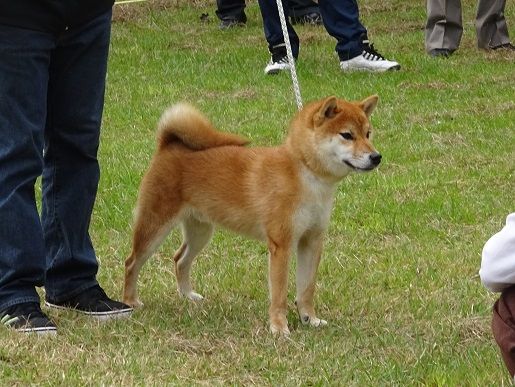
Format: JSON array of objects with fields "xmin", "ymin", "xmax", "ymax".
[
  {"xmin": 359, "ymin": 95, "xmax": 379, "ymax": 118},
  {"xmin": 314, "ymin": 96, "xmax": 339, "ymax": 126}
]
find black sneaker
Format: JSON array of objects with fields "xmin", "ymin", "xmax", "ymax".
[
  {"xmin": 429, "ymin": 48, "xmax": 454, "ymax": 58},
  {"xmin": 45, "ymin": 285, "xmax": 133, "ymax": 321},
  {"xmin": 291, "ymin": 12, "xmax": 322, "ymax": 26},
  {"xmin": 490, "ymin": 42, "xmax": 515, "ymax": 51},
  {"xmin": 265, "ymin": 56, "xmax": 291, "ymax": 74},
  {"xmin": 1, "ymin": 302, "xmax": 57, "ymax": 335},
  {"xmin": 219, "ymin": 18, "xmax": 246, "ymax": 30},
  {"xmin": 265, "ymin": 44, "xmax": 295, "ymax": 74}
]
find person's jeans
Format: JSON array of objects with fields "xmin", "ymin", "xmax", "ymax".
[
  {"xmin": 258, "ymin": 0, "xmax": 300, "ymax": 58},
  {"xmin": 0, "ymin": 10, "xmax": 112, "ymax": 311},
  {"xmin": 257, "ymin": 0, "xmax": 367, "ymax": 60},
  {"xmin": 216, "ymin": 0, "xmax": 247, "ymax": 22}
]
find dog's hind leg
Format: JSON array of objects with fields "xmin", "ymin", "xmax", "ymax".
[
  {"xmin": 295, "ymin": 232, "xmax": 327, "ymax": 328},
  {"xmin": 123, "ymin": 210, "xmax": 177, "ymax": 308},
  {"xmin": 174, "ymin": 216, "xmax": 214, "ymax": 301}
]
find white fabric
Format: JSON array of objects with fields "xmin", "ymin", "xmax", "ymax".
[{"xmin": 480, "ymin": 213, "xmax": 515, "ymax": 292}]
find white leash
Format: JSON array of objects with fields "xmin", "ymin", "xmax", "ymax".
[{"xmin": 274, "ymin": 0, "xmax": 303, "ymax": 110}]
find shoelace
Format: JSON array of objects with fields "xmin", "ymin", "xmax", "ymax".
[
  {"xmin": 1, "ymin": 313, "xmax": 19, "ymax": 326},
  {"xmin": 270, "ymin": 56, "xmax": 289, "ymax": 66},
  {"xmin": 362, "ymin": 41, "xmax": 386, "ymax": 61}
]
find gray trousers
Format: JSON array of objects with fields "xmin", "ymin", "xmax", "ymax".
[{"xmin": 425, "ymin": 0, "xmax": 510, "ymax": 52}]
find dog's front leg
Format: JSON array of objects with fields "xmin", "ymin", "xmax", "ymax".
[
  {"xmin": 267, "ymin": 239, "xmax": 291, "ymax": 336},
  {"xmin": 295, "ymin": 232, "xmax": 327, "ymax": 328}
]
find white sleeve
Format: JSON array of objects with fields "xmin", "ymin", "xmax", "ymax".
[{"xmin": 480, "ymin": 213, "xmax": 515, "ymax": 292}]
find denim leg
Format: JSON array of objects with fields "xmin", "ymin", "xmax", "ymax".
[
  {"xmin": 318, "ymin": 0, "xmax": 367, "ymax": 60},
  {"xmin": 0, "ymin": 25, "xmax": 55, "ymax": 311},
  {"xmin": 42, "ymin": 10, "xmax": 112, "ymax": 302},
  {"xmin": 215, "ymin": 0, "xmax": 247, "ymax": 22},
  {"xmin": 258, "ymin": 0, "xmax": 300, "ymax": 58}
]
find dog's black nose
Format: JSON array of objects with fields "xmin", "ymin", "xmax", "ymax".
[{"xmin": 369, "ymin": 152, "xmax": 382, "ymax": 165}]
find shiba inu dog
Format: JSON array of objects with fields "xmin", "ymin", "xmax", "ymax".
[{"xmin": 123, "ymin": 95, "xmax": 381, "ymax": 335}]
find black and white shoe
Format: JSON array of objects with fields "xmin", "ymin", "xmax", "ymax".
[
  {"xmin": 265, "ymin": 55, "xmax": 291, "ymax": 75},
  {"xmin": 291, "ymin": 12, "xmax": 322, "ymax": 26},
  {"xmin": 45, "ymin": 285, "xmax": 133, "ymax": 321},
  {"xmin": 265, "ymin": 44, "xmax": 296, "ymax": 75},
  {"xmin": 490, "ymin": 42, "xmax": 515, "ymax": 51},
  {"xmin": 340, "ymin": 37, "xmax": 400, "ymax": 72},
  {"xmin": 429, "ymin": 48, "xmax": 454, "ymax": 58},
  {"xmin": 219, "ymin": 18, "xmax": 246, "ymax": 30},
  {"xmin": 1, "ymin": 302, "xmax": 57, "ymax": 335}
]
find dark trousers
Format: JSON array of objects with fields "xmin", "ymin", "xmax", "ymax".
[
  {"xmin": 492, "ymin": 286, "xmax": 515, "ymax": 377},
  {"xmin": 425, "ymin": 0, "xmax": 510, "ymax": 52},
  {"xmin": 0, "ymin": 10, "xmax": 112, "ymax": 311},
  {"xmin": 257, "ymin": 0, "xmax": 367, "ymax": 60},
  {"xmin": 216, "ymin": 0, "xmax": 247, "ymax": 22},
  {"xmin": 216, "ymin": 0, "xmax": 319, "ymax": 22}
]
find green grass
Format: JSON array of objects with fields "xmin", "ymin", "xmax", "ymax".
[{"xmin": 2, "ymin": 0, "xmax": 514, "ymax": 384}]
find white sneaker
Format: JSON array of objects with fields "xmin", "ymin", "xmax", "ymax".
[
  {"xmin": 264, "ymin": 56, "xmax": 291, "ymax": 75},
  {"xmin": 340, "ymin": 41, "xmax": 400, "ymax": 72}
]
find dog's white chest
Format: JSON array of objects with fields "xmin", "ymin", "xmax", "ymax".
[{"xmin": 294, "ymin": 169, "xmax": 336, "ymax": 236}]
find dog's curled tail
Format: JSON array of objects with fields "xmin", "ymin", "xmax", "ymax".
[{"xmin": 157, "ymin": 103, "xmax": 249, "ymax": 151}]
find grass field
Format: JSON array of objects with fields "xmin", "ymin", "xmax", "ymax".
[{"xmin": 1, "ymin": 0, "xmax": 514, "ymax": 384}]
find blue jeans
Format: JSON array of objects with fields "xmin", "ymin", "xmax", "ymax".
[
  {"xmin": 216, "ymin": 0, "xmax": 247, "ymax": 22},
  {"xmin": 257, "ymin": 0, "xmax": 367, "ymax": 60},
  {"xmin": 216, "ymin": 0, "xmax": 318, "ymax": 22},
  {"xmin": 0, "ymin": 10, "xmax": 112, "ymax": 311}
]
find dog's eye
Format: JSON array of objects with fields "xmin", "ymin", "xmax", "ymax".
[
  {"xmin": 340, "ymin": 132, "xmax": 353, "ymax": 140},
  {"xmin": 366, "ymin": 131, "xmax": 371, "ymax": 139}
]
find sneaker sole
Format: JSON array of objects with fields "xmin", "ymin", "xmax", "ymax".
[
  {"xmin": 16, "ymin": 326, "xmax": 57, "ymax": 335},
  {"xmin": 340, "ymin": 64, "xmax": 401, "ymax": 72},
  {"xmin": 265, "ymin": 67, "xmax": 291, "ymax": 75},
  {"xmin": 264, "ymin": 64, "xmax": 291, "ymax": 75},
  {"xmin": 45, "ymin": 301, "xmax": 133, "ymax": 321}
]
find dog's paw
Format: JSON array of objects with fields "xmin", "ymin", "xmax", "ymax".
[
  {"xmin": 301, "ymin": 314, "xmax": 327, "ymax": 328},
  {"xmin": 270, "ymin": 323, "xmax": 291, "ymax": 336},
  {"xmin": 180, "ymin": 291, "xmax": 204, "ymax": 302},
  {"xmin": 124, "ymin": 298, "xmax": 144, "ymax": 308}
]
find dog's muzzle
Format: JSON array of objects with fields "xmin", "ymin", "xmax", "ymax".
[{"xmin": 344, "ymin": 152, "xmax": 382, "ymax": 171}]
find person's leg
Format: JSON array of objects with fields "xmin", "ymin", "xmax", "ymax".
[
  {"xmin": 318, "ymin": 0, "xmax": 399, "ymax": 72},
  {"xmin": 0, "ymin": 24, "xmax": 54, "ymax": 312},
  {"xmin": 492, "ymin": 286, "xmax": 515, "ymax": 378},
  {"xmin": 318, "ymin": 0, "xmax": 366, "ymax": 60},
  {"xmin": 42, "ymin": 10, "xmax": 112, "ymax": 303},
  {"xmin": 289, "ymin": 0, "xmax": 321, "ymax": 25},
  {"xmin": 425, "ymin": 0, "xmax": 463, "ymax": 53},
  {"xmin": 215, "ymin": 0, "xmax": 247, "ymax": 27},
  {"xmin": 258, "ymin": 0, "xmax": 299, "ymax": 59},
  {"xmin": 476, "ymin": 0, "xmax": 510, "ymax": 49}
]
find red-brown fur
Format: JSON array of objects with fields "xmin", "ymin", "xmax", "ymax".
[{"xmin": 123, "ymin": 95, "xmax": 381, "ymax": 335}]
